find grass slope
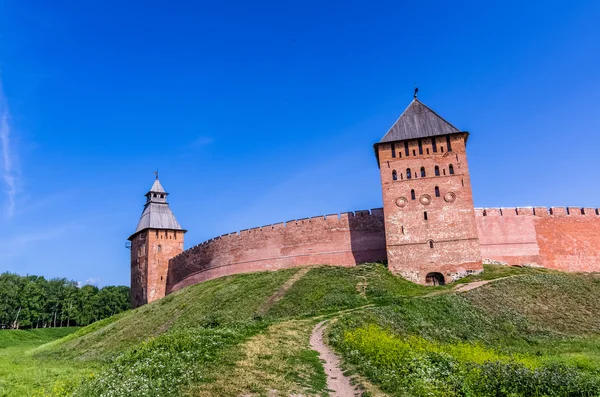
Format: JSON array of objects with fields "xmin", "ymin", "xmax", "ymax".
[
  {"xmin": 6, "ymin": 263, "xmax": 599, "ymax": 397},
  {"xmin": 0, "ymin": 328, "xmax": 95, "ymax": 397},
  {"xmin": 329, "ymin": 271, "xmax": 600, "ymax": 396}
]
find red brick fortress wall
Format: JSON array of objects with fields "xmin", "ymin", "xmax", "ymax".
[
  {"xmin": 476, "ymin": 207, "xmax": 600, "ymax": 272},
  {"xmin": 166, "ymin": 209, "xmax": 387, "ymax": 293}
]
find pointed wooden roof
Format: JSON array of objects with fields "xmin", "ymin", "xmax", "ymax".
[
  {"xmin": 379, "ymin": 99, "xmax": 461, "ymax": 143},
  {"xmin": 128, "ymin": 178, "xmax": 185, "ymax": 239}
]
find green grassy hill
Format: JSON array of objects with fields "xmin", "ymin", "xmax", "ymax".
[{"xmin": 5, "ymin": 264, "xmax": 600, "ymax": 397}]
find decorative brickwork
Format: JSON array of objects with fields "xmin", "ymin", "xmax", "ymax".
[{"xmin": 375, "ymin": 134, "xmax": 483, "ymax": 284}]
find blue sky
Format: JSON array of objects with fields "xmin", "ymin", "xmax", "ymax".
[{"xmin": 0, "ymin": 1, "xmax": 599, "ymax": 287}]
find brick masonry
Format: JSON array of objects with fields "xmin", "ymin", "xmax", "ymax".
[
  {"xmin": 166, "ymin": 205, "xmax": 600, "ymax": 294},
  {"xmin": 375, "ymin": 134, "xmax": 483, "ymax": 284},
  {"xmin": 166, "ymin": 210, "xmax": 386, "ymax": 294},
  {"xmin": 476, "ymin": 207, "xmax": 600, "ymax": 272},
  {"xmin": 130, "ymin": 229, "xmax": 184, "ymax": 307}
]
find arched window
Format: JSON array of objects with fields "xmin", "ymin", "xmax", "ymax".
[
  {"xmin": 434, "ymin": 166, "xmax": 440, "ymax": 176},
  {"xmin": 391, "ymin": 145, "xmax": 396, "ymax": 158},
  {"xmin": 446, "ymin": 135, "xmax": 452, "ymax": 151},
  {"xmin": 432, "ymin": 138, "xmax": 437, "ymax": 153},
  {"xmin": 404, "ymin": 141, "xmax": 410, "ymax": 156},
  {"xmin": 418, "ymin": 139, "xmax": 423, "ymax": 155},
  {"xmin": 406, "ymin": 168, "xmax": 412, "ymax": 179},
  {"xmin": 435, "ymin": 186, "xmax": 440, "ymax": 197},
  {"xmin": 157, "ymin": 245, "xmax": 162, "ymax": 252},
  {"xmin": 392, "ymin": 170, "xmax": 397, "ymax": 181},
  {"xmin": 449, "ymin": 164, "xmax": 455, "ymax": 175},
  {"xmin": 411, "ymin": 189, "xmax": 416, "ymax": 200},
  {"xmin": 420, "ymin": 167, "xmax": 426, "ymax": 177}
]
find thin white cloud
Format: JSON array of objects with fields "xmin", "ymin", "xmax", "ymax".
[{"xmin": 0, "ymin": 77, "xmax": 18, "ymax": 218}]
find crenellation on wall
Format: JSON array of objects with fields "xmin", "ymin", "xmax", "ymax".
[
  {"xmin": 534, "ymin": 207, "xmax": 549, "ymax": 217},
  {"xmin": 582, "ymin": 208, "xmax": 596, "ymax": 217},
  {"xmin": 370, "ymin": 208, "xmax": 384, "ymax": 216},
  {"xmin": 501, "ymin": 207, "xmax": 516, "ymax": 217},
  {"xmin": 487, "ymin": 208, "xmax": 502, "ymax": 217},
  {"xmin": 166, "ymin": 209, "xmax": 388, "ymax": 293},
  {"xmin": 325, "ymin": 214, "xmax": 339, "ymax": 221},
  {"xmin": 517, "ymin": 207, "xmax": 534, "ymax": 216},
  {"xmin": 340, "ymin": 212, "xmax": 353, "ymax": 220},
  {"xmin": 567, "ymin": 207, "xmax": 582, "ymax": 216},
  {"xmin": 474, "ymin": 207, "xmax": 600, "ymax": 218}
]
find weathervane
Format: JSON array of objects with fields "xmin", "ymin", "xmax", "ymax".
[
  {"xmin": 154, "ymin": 170, "xmax": 159, "ymax": 180},
  {"xmin": 414, "ymin": 85, "xmax": 419, "ymax": 99}
]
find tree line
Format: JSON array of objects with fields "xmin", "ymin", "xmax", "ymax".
[{"xmin": 0, "ymin": 272, "xmax": 130, "ymax": 329}]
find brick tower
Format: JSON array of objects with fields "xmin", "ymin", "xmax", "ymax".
[
  {"xmin": 128, "ymin": 177, "xmax": 186, "ymax": 308},
  {"xmin": 374, "ymin": 97, "xmax": 482, "ymax": 285}
]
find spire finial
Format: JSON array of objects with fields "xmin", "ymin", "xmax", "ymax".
[
  {"xmin": 413, "ymin": 85, "xmax": 419, "ymax": 99},
  {"xmin": 154, "ymin": 170, "xmax": 159, "ymax": 180}
]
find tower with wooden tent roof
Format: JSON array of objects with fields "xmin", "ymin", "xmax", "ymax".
[
  {"xmin": 128, "ymin": 176, "xmax": 186, "ymax": 308},
  {"xmin": 374, "ymin": 94, "xmax": 482, "ymax": 285}
]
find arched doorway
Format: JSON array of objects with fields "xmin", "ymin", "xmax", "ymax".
[{"xmin": 425, "ymin": 272, "xmax": 445, "ymax": 286}]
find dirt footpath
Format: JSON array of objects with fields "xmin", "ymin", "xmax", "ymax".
[{"xmin": 309, "ymin": 321, "xmax": 362, "ymax": 397}]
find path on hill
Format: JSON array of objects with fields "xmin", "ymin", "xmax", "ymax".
[
  {"xmin": 310, "ymin": 321, "xmax": 362, "ymax": 397},
  {"xmin": 257, "ymin": 267, "xmax": 311, "ymax": 315},
  {"xmin": 453, "ymin": 275, "xmax": 520, "ymax": 293}
]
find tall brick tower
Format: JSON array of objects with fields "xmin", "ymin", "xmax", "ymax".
[
  {"xmin": 374, "ymin": 97, "xmax": 482, "ymax": 285},
  {"xmin": 128, "ymin": 177, "xmax": 186, "ymax": 308}
]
